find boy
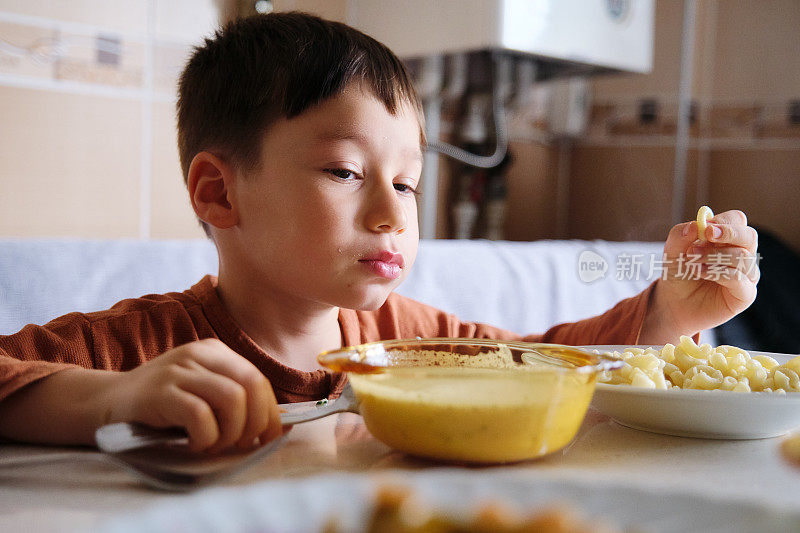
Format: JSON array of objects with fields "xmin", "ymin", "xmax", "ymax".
[{"xmin": 0, "ymin": 13, "xmax": 759, "ymax": 454}]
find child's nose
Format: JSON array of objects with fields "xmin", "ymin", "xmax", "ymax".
[{"xmin": 365, "ymin": 183, "xmax": 407, "ymax": 234}]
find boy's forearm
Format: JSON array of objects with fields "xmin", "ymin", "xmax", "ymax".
[{"xmin": 0, "ymin": 367, "xmax": 121, "ymax": 446}]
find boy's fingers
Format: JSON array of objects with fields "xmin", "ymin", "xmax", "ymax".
[
  {"xmin": 181, "ymin": 339, "xmax": 276, "ymax": 449},
  {"xmin": 701, "ymin": 267, "xmax": 757, "ymax": 305},
  {"xmin": 747, "ymin": 263, "xmax": 761, "ymax": 284},
  {"xmin": 162, "ymin": 387, "xmax": 219, "ymax": 452},
  {"xmin": 666, "ymin": 211, "xmax": 756, "ymax": 255},
  {"xmin": 705, "ymin": 223, "xmax": 758, "ymax": 252},
  {"xmin": 184, "ymin": 340, "xmax": 267, "ymax": 396},
  {"xmin": 664, "ymin": 222, "xmax": 697, "ymax": 255},
  {"xmin": 236, "ymin": 374, "xmax": 277, "ymax": 449},
  {"xmin": 177, "ymin": 369, "xmax": 247, "ymax": 452},
  {"xmin": 687, "ymin": 245, "xmax": 756, "ymax": 263},
  {"xmin": 710, "ymin": 209, "xmax": 747, "ymax": 226},
  {"xmin": 258, "ymin": 400, "xmax": 284, "ymax": 445},
  {"xmin": 184, "ymin": 339, "xmax": 255, "ymax": 377},
  {"xmin": 662, "ymin": 255, "xmax": 760, "ymax": 285}
]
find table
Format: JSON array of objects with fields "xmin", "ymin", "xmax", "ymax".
[{"xmin": 2, "ymin": 408, "xmax": 799, "ymax": 532}]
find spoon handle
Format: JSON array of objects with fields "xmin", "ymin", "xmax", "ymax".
[
  {"xmin": 95, "ymin": 423, "xmax": 188, "ymax": 453},
  {"xmin": 278, "ymin": 395, "xmax": 356, "ymax": 425}
]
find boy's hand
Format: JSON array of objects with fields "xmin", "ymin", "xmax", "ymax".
[
  {"xmin": 642, "ymin": 210, "xmax": 759, "ymax": 343},
  {"xmin": 106, "ymin": 339, "xmax": 282, "ymax": 453}
]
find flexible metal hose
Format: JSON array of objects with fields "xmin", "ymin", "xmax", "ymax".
[{"xmin": 426, "ymin": 92, "xmax": 508, "ymax": 168}]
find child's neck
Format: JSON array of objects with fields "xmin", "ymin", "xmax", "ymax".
[{"xmin": 215, "ymin": 273, "xmax": 342, "ymax": 373}]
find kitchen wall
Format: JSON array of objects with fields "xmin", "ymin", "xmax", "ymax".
[
  {"xmin": 0, "ymin": 0, "xmax": 797, "ymax": 251},
  {"xmin": 0, "ymin": 0, "xmax": 217, "ymax": 239},
  {"xmin": 570, "ymin": 0, "xmax": 800, "ymax": 252}
]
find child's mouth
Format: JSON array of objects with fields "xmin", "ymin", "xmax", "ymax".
[
  {"xmin": 359, "ymin": 251, "xmax": 404, "ymax": 280},
  {"xmin": 359, "ymin": 259, "xmax": 402, "ymax": 279}
]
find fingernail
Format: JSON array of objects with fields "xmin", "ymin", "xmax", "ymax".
[
  {"xmin": 682, "ymin": 224, "xmax": 692, "ymax": 237},
  {"xmin": 710, "ymin": 225, "xmax": 722, "ymax": 240}
]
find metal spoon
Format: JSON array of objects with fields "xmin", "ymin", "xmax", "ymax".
[
  {"xmin": 0, "ymin": 436, "xmax": 291, "ymax": 492},
  {"xmin": 0, "ymin": 383, "xmax": 358, "ymax": 492}
]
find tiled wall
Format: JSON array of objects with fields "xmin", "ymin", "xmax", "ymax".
[
  {"xmin": 0, "ymin": 1, "xmax": 218, "ymax": 239},
  {"xmin": 1, "ymin": 1, "xmax": 797, "ymax": 251},
  {"xmin": 445, "ymin": 0, "xmax": 799, "ymax": 249},
  {"xmin": 570, "ymin": 0, "xmax": 800, "ymax": 250}
]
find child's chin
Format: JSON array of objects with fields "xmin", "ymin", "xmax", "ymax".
[
  {"xmin": 350, "ymin": 298, "xmax": 389, "ymax": 312},
  {"xmin": 341, "ymin": 291, "xmax": 392, "ymax": 312}
]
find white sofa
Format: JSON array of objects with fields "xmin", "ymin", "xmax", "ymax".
[{"xmin": 0, "ymin": 238, "xmax": 715, "ymax": 343}]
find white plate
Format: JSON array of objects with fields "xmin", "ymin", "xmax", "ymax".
[
  {"xmin": 585, "ymin": 345, "xmax": 800, "ymax": 439},
  {"xmin": 101, "ymin": 469, "xmax": 800, "ymax": 533}
]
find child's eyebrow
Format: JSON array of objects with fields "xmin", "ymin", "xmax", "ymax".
[
  {"xmin": 312, "ymin": 131, "xmax": 423, "ymax": 164},
  {"xmin": 312, "ymin": 130, "xmax": 370, "ymax": 146}
]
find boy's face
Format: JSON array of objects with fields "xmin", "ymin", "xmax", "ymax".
[{"xmin": 229, "ymin": 83, "xmax": 423, "ymax": 311}]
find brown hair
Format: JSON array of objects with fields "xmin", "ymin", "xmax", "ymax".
[{"xmin": 177, "ymin": 11, "xmax": 423, "ymax": 184}]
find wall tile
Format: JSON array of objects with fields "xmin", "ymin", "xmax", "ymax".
[
  {"xmin": 149, "ymin": 101, "xmax": 206, "ymax": 239},
  {"xmin": 707, "ymin": 149, "xmax": 800, "ymax": 252},
  {"xmin": 53, "ymin": 30, "xmax": 144, "ymax": 89},
  {"xmin": 503, "ymin": 141, "xmax": 559, "ymax": 241},
  {"xmin": 0, "ymin": 21, "xmax": 56, "ymax": 80},
  {"xmin": 0, "ymin": 1, "xmax": 147, "ymax": 33},
  {"xmin": 568, "ymin": 145, "xmax": 678, "ymax": 242},
  {"xmin": 154, "ymin": 0, "xmax": 218, "ymax": 42},
  {"xmin": 152, "ymin": 41, "xmax": 193, "ymax": 96},
  {"xmin": 712, "ymin": 0, "xmax": 800, "ymax": 104},
  {"xmin": 0, "ymin": 86, "xmax": 141, "ymax": 237}
]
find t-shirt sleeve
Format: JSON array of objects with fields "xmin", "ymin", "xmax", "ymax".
[
  {"xmin": 359, "ymin": 283, "xmax": 656, "ymax": 346},
  {"xmin": 524, "ymin": 282, "xmax": 656, "ymax": 345},
  {"xmin": 0, "ymin": 313, "xmax": 96, "ymax": 403}
]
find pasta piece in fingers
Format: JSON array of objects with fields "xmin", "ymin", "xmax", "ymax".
[{"xmin": 696, "ymin": 205, "xmax": 714, "ymax": 241}]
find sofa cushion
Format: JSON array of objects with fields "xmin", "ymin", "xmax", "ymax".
[{"xmin": 0, "ymin": 238, "xmax": 711, "ymax": 343}]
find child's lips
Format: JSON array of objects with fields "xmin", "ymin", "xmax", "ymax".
[{"xmin": 358, "ymin": 251, "xmax": 404, "ymax": 280}]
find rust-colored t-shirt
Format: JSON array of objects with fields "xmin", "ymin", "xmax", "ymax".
[{"xmin": 0, "ymin": 275, "xmax": 654, "ymax": 404}]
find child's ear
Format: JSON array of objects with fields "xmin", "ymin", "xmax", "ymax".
[{"xmin": 186, "ymin": 151, "xmax": 239, "ymax": 229}]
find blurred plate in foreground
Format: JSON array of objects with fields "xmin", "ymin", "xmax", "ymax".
[{"xmin": 100, "ymin": 469, "xmax": 800, "ymax": 533}]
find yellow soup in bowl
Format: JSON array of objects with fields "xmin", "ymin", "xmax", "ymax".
[{"xmin": 319, "ymin": 339, "xmax": 618, "ymax": 464}]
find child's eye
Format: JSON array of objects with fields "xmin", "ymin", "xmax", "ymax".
[
  {"xmin": 394, "ymin": 183, "xmax": 421, "ymax": 196},
  {"xmin": 324, "ymin": 168, "xmax": 358, "ymax": 181}
]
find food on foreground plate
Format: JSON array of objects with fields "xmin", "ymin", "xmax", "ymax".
[
  {"xmin": 325, "ymin": 485, "xmax": 620, "ymax": 533},
  {"xmin": 597, "ymin": 336, "xmax": 800, "ymax": 392},
  {"xmin": 696, "ymin": 205, "xmax": 714, "ymax": 241},
  {"xmin": 781, "ymin": 433, "xmax": 800, "ymax": 468}
]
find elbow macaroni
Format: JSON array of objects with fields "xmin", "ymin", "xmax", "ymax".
[
  {"xmin": 696, "ymin": 205, "xmax": 714, "ymax": 241},
  {"xmin": 597, "ymin": 335, "xmax": 800, "ymax": 393}
]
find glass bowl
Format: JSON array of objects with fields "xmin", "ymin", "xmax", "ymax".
[{"xmin": 318, "ymin": 338, "xmax": 622, "ymax": 464}]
